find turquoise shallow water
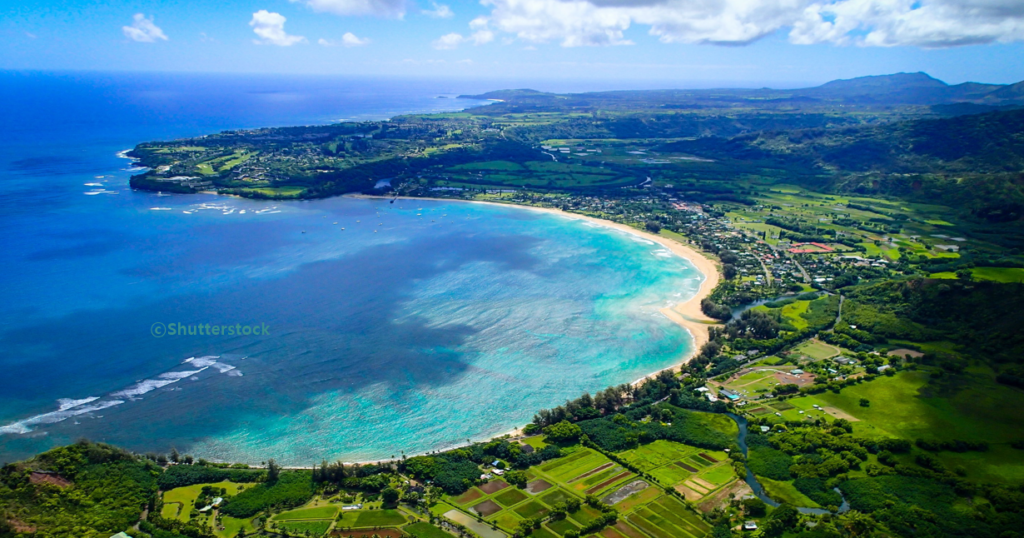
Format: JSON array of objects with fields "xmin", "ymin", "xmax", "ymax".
[{"xmin": 0, "ymin": 72, "xmax": 703, "ymax": 465}]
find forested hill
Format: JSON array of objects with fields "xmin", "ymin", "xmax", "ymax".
[{"xmin": 659, "ymin": 108, "xmax": 1024, "ymax": 221}]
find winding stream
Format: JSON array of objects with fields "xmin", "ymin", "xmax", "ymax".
[{"xmin": 727, "ymin": 413, "xmax": 850, "ymax": 515}]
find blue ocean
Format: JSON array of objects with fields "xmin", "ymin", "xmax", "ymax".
[{"xmin": 0, "ymin": 71, "xmax": 703, "ymax": 465}]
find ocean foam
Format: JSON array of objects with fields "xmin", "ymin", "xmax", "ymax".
[
  {"xmin": 57, "ymin": 397, "xmax": 99, "ymax": 411},
  {"xmin": 111, "ymin": 369, "xmax": 207, "ymax": 398},
  {"xmin": 0, "ymin": 399, "xmax": 125, "ymax": 435}
]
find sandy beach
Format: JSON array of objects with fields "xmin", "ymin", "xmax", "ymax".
[{"xmin": 351, "ymin": 195, "xmax": 722, "ymax": 380}]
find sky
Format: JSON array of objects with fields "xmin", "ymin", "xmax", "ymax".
[{"xmin": 2, "ymin": 0, "xmax": 1024, "ymax": 87}]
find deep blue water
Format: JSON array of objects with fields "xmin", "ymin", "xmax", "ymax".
[{"xmin": 0, "ymin": 72, "xmax": 703, "ymax": 464}]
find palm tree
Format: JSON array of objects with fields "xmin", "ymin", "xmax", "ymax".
[{"xmin": 839, "ymin": 511, "xmax": 875, "ymax": 537}]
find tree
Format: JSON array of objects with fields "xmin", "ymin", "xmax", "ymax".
[
  {"xmin": 381, "ymin": 487, "xmax": 400, "ymax": 505},
  {"xmin": 505, "ymin": 470, "xmax": 528, "ymax": 488},
  {"xmin": 742, "ymin": 497, "xmax": 767, "ymax": 517},
  {"xmin": 723, "ymin": 264, "xmax": 738, "ymax": 280},
  {"xmin": 544, "ymin": 420, "xmax": 582, "ymax": 443},
  {"xmin": 645, "ymin": 221, "xmax": 662, "ymax": 233},
  {"xmin": 956, "ymin": 269, "xmax": 973, "ymax": 281},
  {"xmin": 859, "ymin": 398, "xmax": 870, "ymax": 407},
  {"xmin": 839, "ymin": 511, "xmax": 876, "ymax": 537},
  {"xmin": 267, "ymin": 459, "xmax": 281, "ymax": 483}
]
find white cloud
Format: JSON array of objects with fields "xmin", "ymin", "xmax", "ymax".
[
  {"xmin": 319, "ymin": 32, "xmax": 372, "ymax": 46},
  {"xmin": 791, "ymin": 0, "xmax": 1024, "ymax": 47},
  {"xmin": 423, "ymin": 2, "xmax": 454, "ymax": 17},
  {"xmin": 432, "ymin": 22, "xmax": 495, "ymax": 49},
  {"xmin": 293, "ymin": 0, "xmax": 408, "ymax": 18},
  {"xmin": 250, "ymin": 10, "xmax": 306, "ymax": 46},
  {"xmin": 122, "ymin": 13, "xmax": 168, "ymax": 43},
  {"xmin": 478, "ymin": 0, "xmax": 1024, "ymax": 48},
  {"xmin": 432, "ymin": 32, "xmax": 465, "ymax": 49}
]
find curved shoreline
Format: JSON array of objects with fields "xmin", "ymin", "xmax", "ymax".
[
  {"xmin": 350, "ymin": 195, "xmax": 722, "ymax": 383},
  {"xmin": 320, "ymin": 194, "xmax": 723, "ymax": 465}
]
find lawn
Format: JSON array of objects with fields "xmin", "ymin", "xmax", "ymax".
[
  {"xmin": 276, "ymin": 520, "xmax": 331, "ymax": 536},
  {"xmin": 793, "ymin": 340, "xmax": 839, "ymax": 360},
  {"xmin": 406, "ymin": 522, "xmax": 455, "ymax": 538},
  {"xmin": 337, "ymin": 509, "xmax": 408, "ymax": 528},
  {"xmin": 271, "ymin": 505, "xmax": 339, "ymax": 520},
  {"xmin": 522, "ymin": 436, "xmax": 548, "ymax": 449},
  {"xmin": 214, "ymin": 516, "xmax": 255, "ymax": 538},
  {"xmin": 162, "ymin": 481, "xmax": 250, "ymax": 523}
]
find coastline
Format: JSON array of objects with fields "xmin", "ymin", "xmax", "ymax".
[
  {"xmin": 349, "ymin": 195, "xmax": 722, "ymax": 383},
  {"xmin": 329, "ymin": 194, "xmax": 722, "ymax": 465}
]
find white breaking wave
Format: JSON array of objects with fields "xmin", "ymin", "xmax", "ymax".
[
  {"xmin": 0, "ymin": 355, "xmax": 241, "ymax": 436},
  {"xmin": 57, "ymin": 397, "xmax": 100, "ymax": 410},
  {"xmin": 111, "ymin": 369, "xmax": 207, "ymax": 398},
  {"xmin": 0, "ymin": 399, "xmax": 125, "ymax": 435}
]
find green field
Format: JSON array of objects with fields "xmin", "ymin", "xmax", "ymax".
[
  {"xmin": 780, "ymin": 370, "xmax": 1024, "ymax": 482},
  {"xmin": 337, "ymin": 509, "xmax": 408, "ymax": 528},
  {"xmin": 276, "ymin": 520, "xmax": 331, "ymax": 536},
  {"xmin": 162, "ymin": 481, "xmax": 250, "ymax": 523},
  {"xmin": 930, "ymin": 266, "xmax": 1024, "ymax": 283},
  {"xmin": 406, "ymin": 522, "xmax": 454, "ymax": 538},
  {"xmin": 271, "ymin": 505, "xmax": 339, "ymax": 520},
  {"xmin": 793, "ymin": 339, "xmax": 840, "ymax": 360},
  {"xmin": 758, "ymin": 477, "xmax": 820, "ymax": 508},
  {"xmin": 493, "ymin": 487, "xmax": 528, "ymax": 507}
]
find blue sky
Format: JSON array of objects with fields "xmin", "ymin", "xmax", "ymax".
[{"xmin": 3, "ymin": 0, "xmax": 1024, "ymax": 86}]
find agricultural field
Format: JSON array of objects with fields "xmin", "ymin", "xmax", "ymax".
[{"xmin": 440, "ymin": 445, "xmax": 715, "ymax": 538}]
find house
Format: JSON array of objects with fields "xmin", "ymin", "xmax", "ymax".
[
  {"xmin": 111, "ymin": 533, "xmax": 134, "ymax": 538},
  {"xmin": 491, "ymin": 460, "xmax": 501, "ymax": 467},
  {"xmin": 493, "ymin": 469, "xmax": 505, "ymax": 476},
  {"xmin": 878, "ymin": 364, "xmax": 892, "ymax": 372},
  {"xmin": 520, "ymin": 443, "xmax": 535, "ymax": 454},
  {"xmin": 760, "ymin": 426, "xmax": 770, "ymax": 433},
  {"xmin": 791, "ymin": 369, "xmax": 804, "ymax": 375},
  {"xmin": 695, "ymin": 387, "xmax": 710, "ymax": 393},
  {"xmin": 744, "ymin": 521, "xmax": 759, "ymax": 531},
  {"xmin": 720, "ymin": 389, "xmax": 741, "ymax": 401}
]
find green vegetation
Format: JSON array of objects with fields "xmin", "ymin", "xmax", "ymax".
[
  {"xmin": 337, "ymin": 508, "xmax": 407, "ymax": 527},
  {"xmin": 219, "ymin": 471, "xmax": 315, "ymax": 518}
]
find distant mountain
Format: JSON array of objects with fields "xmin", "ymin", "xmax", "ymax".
[
  {"xmin": 988, "ymin": 81, "xmax": 1024, "ymax": 101},
  {"xmin": 461, "ymin": 72, "xmax": 1023, "ymax": 112},
  {"xmin": 795, "ymin": 72, "xmax": 1012, "ymax": 105},
  {"xmin": 808, "ymin": 72, "xmax": 948, "ymax": 94}
]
